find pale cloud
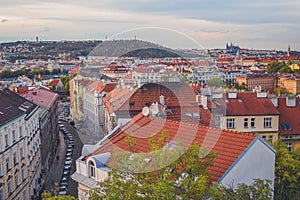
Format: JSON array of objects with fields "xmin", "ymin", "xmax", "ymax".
[{"xmin": 0, "ymin": 0, "xmax": 299, "ymax": 50}]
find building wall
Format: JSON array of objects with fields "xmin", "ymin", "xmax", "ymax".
[
  {"xmin": 220, "ymin": 138, "xmax": 275, "ymax": 191},
  {"xmin": 26, "ymin": 109, "xmax": 42, "ymax": 197},
  {"xmin": 280, "ymin": 134, "xmax": 300, "ymax": 152},
  {"xmin": 39, "ymin": 97, "xmax": 59, "ymax": 185},
  {"xmin": 221, "ymin": 115, "xmax": 279, "ymax": 142},
  {"xmin": 279, "ymin": 78, "xmax": 300, "ymax": 95},
  {"xmin": 0, "ymin": 115, "xmax": 30, "ymax": 200}
]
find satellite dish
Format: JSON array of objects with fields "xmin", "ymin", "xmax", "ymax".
[{"xmin": 142, "ymin": 107, "xmax": 150, "ymax": 116}]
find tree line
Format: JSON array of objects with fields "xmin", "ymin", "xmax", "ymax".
[{"xmin": 0, "ymin": 68, "xmax": 62, "ymax": 79}]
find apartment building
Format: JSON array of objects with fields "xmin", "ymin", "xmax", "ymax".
[
  {"xmin": 82, "ymin": 81, "xmax": 116, "ymax": 140},
  {"xmin": 212, "ymin": 92, "xmax": 280, "ymax": 143},
  {"xmin": 236, "ymin": 74, "xmax": 277, "ymax": 93},
  {"xmin": 278, "ymin": 75, "xmax": 300, "ymax": 95},
  {"xmin": 275, "ymin": 96, "xmax": 300, "ymax": 152},
  {"xmin": 21, "ymin": 88, "xmax": 59, "ymax": 183},
  {"xmin": 0, "ymin": 89, "xmax": 41, "ymax": 199}
]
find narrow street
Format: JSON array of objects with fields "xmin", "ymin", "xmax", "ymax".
[
  {"xmin": 44, "ymin": 122, "xmax": 83, "ymax": 197},
  {"xmin": 44, "ymin": 131, "xmax": 67, "ymax": 194}
]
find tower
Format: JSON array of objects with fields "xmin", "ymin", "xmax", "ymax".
[{"xmin": 288, "ymin": 45, "xmax": 291, "ymax": 57}]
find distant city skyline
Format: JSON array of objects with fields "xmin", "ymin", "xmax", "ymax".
[{"xmin": 1, "ymin": 0, "xmax": 300, "ymax": 50}]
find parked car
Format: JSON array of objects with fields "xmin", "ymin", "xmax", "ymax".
[{"xmin": 60, "ymin": 180, "xmax": 68, "ymax": 187}]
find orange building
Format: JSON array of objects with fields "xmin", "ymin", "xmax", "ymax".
[
  {"xmin": 278, "ymin": 75, "xmax": 300, "ymax": 95},
  {"xmin": 236, "ymin": 74, "xmax": 277, "ymax": 93}
]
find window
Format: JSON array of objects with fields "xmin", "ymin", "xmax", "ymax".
[
  {"xmin": 20, "ymin": 148, "xmax": 24, "ymax": 160},
  {"xmin": 7, "ymin": 178, "xmax": 12, "ymax": 195},
  {"xmin": 269, "ymin": 135, "xmax": 273, "ymax": 142},
  {"xmin": 287, "ymin": 143, "xmax": 293, "ymax": 152},
  {"xmin": 250, "ymin": 118, "xmax": 255, "ymax": 128},
  {"xmin": 244, "ymin": 118, "xmax": 249, "ymax": 128},
  {"xmin": 0, "ymin": 164, "xmax": 2, "ymax": 177},
  {"xmin": 6, "ymin": 158, "xmax": 11, "ymax": 172},
  {"xmin": 4, "ymin": 135, "xmax": 8, "ymax": 147},
  {"xmin": 262, "ymin": 135, "xmax": 267, "ymax": 140},
  {"xmin": 13, "ymin": 152, "xmax": 18, "ymax": 165},
  {"xmin": 12, "ymin": 130, "xmax": 16, "ymax": 143},
  {"xmin": 226, "ymin": 118, "xmax": 235, "ymax": 129},
  {"xmin": 21, "ymin": 166, "xmax": 26, "ymax": 181},
  {"xmin": 0, "ymin": 186, "xmax": 3, "ymax": 200},
  {"xmin": 264, "ymin": 117, "xmax": 272, "ymax": 128},
  {"xmin": 88, "ymin": 161, "xmax": 95, "ymax": 178},
  {"xmin": 19, "ymin": 127, "xmax": 22, "ymax": 138},
  {"xmin": 15, "ymin": 171, "xmax": 19, "ymax": 186}
]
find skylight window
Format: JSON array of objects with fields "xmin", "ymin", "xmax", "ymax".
[{"xmin": 282, "ymin": 124, "xmax": 292, "ymax": 131}]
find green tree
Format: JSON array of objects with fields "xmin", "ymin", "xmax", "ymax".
[
  {"xmin": 89, "ymin": 131, "xmax": 218, "ymax": 200},
  {"xmin": 30, "ymin": 69, "xmax": 40, "ymax": 76},
  {"xmin": 235, "ymin": 82, "xmax": 248, "ymax": 91},
  {"xmin": 266, "ymin": 62, "xmax": 294, "ymax": 73},
  {"xmin": 271, "ymin": 140, "xmax": 300, "ymax": 200},
  {"xmin": 52, "ymin": 69, "xmax": 62, "ymax": 75},
  {"xmin": 0, "ymin": 70, "xmax": 14, "ymax": 78},
  {"xmin": 60, "ymin": 76, "xmax": 70, "ymax": 91},
  {"xmin": 210, "ymin": 179, "xmax": 273, "ymax": 200},
  {"xmin": 206, "ymin": 77, "xmax": 224, "ymax": 88},
  {"xmin": 41, "ymin": 191, "xmax": 76, "ymax": 200},
  {"xmin": 275, "ymin": 87, "xmax": 291, "ymax": 95}
]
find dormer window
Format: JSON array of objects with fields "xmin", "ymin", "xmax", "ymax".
[{"xmin": 88, "ymin": 161, "xmax": 95, "ymax": 179}]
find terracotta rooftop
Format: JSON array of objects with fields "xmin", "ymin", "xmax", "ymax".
[
  {"xmin": 107, "ymin": 83, "xmax": 197, "ymax": 112},
  {"xmin": 48, "ymin": 79, "xmax": 60, "ymax": 87},
  {"xmin": 87, "ymin": 113, "xmax": 257, "ymax": 183},
  {"xmin": 277, "ymin": 97, "xmax": 300, "ymax": 135},
  {"xmin": 215, "ymin": 93, "xmax": 279, "ymax": 116},
  {"xmin": 22, "ymin": 88, "xmax": 58, "ymax": 109}
]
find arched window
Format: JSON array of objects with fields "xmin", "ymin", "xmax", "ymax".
[{"xmin": 88, "ymin": 161, "xmax": 95, "ymax": 179}]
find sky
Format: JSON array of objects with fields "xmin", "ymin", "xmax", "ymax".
[{"xmin": 0, "ymin": 0, "xmax": 300, "ymax": 50}]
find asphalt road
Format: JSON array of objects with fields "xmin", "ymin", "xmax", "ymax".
[
  {"xmin": 63, "ymin": 121, "xmax": 83, "ymax": 197},
  {"xmin": 44, "ymin": 100, "xmax": 83, "ymax": 197}
]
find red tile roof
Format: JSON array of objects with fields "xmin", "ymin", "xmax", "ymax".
[
  {"xmin": 68, "ymin": 67, "xmax": 81, "ymax": 75},
  {"xmin": 277, "ymin": 97, "xmax": 300, "ymax": 135},
  {"xmin": 217, "ymin": 58, "xmax": 234, "ymax": 62},
  {"xmin": 86, "ymin": 81, "xmax": 117, "ymax": 95},
  {"xmin": 215, "ymin": 93, "xmax": 279, "ymax": 116},
  {"xmin": 22, "ymin": 88, "xmax": 58, "ymax": 109},
  {"xmin": 88, "ymin": 114, "xmax": 257, "ymax": 183},
  {"xmin": 48, "ymin": 79, "xmax": 60, "ymax": 87}
]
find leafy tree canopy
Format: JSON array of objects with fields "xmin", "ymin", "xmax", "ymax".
[
  {"xmin": 206, "ymin": 77, "xmax": 224, "ymax": 88},
  {"xmin": 271, "ymin": 140, "xmax": 300, "ymax": 200}
]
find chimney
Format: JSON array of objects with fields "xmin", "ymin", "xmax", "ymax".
[
  {"xmin": 150, "ymin": 102, "xmax": 159, "ymax": 117},
  {"xmin": 286, "ymin": 96, "xmax": 296, "ymax": 107},
  {"xmin": 201, "ymin": 95, "xmax": 208, "ymax": 109},
  {"xmin": 196, "ymin": 94, "xmax": 201, "ymax": 105},
  {"xmin": 159, "ymin": 95, "xmax": 165, "ymax": 105},
  {"xmin": 196, "ymin": 95, "xmax": 208, "ymax": 109}
]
